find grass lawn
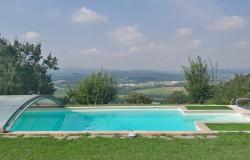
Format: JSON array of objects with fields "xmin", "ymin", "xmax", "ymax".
[
  {"xmin": 186, "ymin": 105, "xmax": 232, "ymax": 110},
  {"xmin": 134, "ymin": 87, "xmax": 185, "ymax": 97},
  {"xmin": 206, "ymin": 123, "xmax": 250, "ymax": 131},
  {"xmin": 0, "ymin": 133, "xmax": 250, "ymax": 160},
  {"xmin": 66, "ymin": 104, "xmax": 184, "ymax": 107}
]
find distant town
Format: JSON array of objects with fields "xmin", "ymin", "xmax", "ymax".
[{"xmin": 118, "ymin": 80, "xmax": 185, "ymax": 88}]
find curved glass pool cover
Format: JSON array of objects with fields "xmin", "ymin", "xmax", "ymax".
[{"xmin": 0, "ymin": 95, "xmax": 63, "ymax": 132}]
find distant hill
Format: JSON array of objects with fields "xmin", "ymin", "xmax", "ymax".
[
  {"xmin": 218, "ymin": 68, "xmax": 250, "ymax": 75},
  {"xmin": 52, "ymin": 69, "xmax": 184, "ymax": 85},
  {"xmin": 51, "ymin": 68, "xmax": 250, "ymax": 86},
  {"xmin": 112, "ymin": 70, "xmax": 184, "ymax": 83}
]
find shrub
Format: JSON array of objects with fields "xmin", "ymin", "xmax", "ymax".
[
  {"xmin": 164, "ymin": 91, "xmax": 189, "ymax": 104},
  {"xmin": 183, "ymin": 56, "xmax": 216, "ymax": 104},
  {"xmin": 126, "ymin": 93, "xmax": 153, "ymax": 104},
  {"xmin": 212, "ymin": 74, "xmax": 250, "ymax": 104},
  {"xmin": 67, "ymin": 70, "xmax": 118, "ymax": 104}
]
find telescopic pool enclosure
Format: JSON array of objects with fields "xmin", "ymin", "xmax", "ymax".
[{"xmin": 0, "ymin": 95, "xmax": 64, "ymax": 132}]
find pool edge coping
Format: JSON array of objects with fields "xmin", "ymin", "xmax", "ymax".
[{"xmin": 2, "ymin": 129, "xmax": 214, "ymax": 136}]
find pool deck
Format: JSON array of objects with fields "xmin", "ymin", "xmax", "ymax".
[{"xmin": 1, "ymin": 105, "xmax": 250, "ymax": 136}]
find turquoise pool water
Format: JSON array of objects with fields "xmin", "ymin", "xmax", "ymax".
[{"xmin": 10, "ymin": 108, "xmax": 250, "ymax": 131}]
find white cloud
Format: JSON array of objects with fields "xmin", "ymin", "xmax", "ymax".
[
  {"xmin": 128, "ymin": 46, "xmax": 141, "ymax": 53},
  {"xmin": 23, "ymin": 31, "xmax": 40, "ymax": 41},
  {"xmin": 176, "ymin": 28, "xmax": 192, "ymax": 38},
  {"xmin": 111, "ymin": 25, "xmax": 145, "ymax": 46},
  {"xmin": 209, "ymin": 16, "xmax": 248, "ymax": 31},
  {"xmin": 128, "ymin": 43, "xmax": 157, "ymax": 54},
  {"xmin": 72, "ymin": 7, "xmax": 107, "ymax": 24},
  {"xmin": 231, "ymin": 41, "xmax": 250, "ymax": 49},
  {"xmin": 81, "ymin": 48, "xmax": 101, "ymax": 55},
  {"xmin": 192, "ymin": 40, "xmax": 202, "ymax": 49}
]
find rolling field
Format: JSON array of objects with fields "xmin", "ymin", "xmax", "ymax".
[
  {"xmin": 133, "ymin": 87, "xmax": 186, "ymax": 98},
  {"xmin": 55, "ymin": 86, "xmax": 186, "ymax": 99}
]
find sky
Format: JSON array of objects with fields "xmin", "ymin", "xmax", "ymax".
[{"xmin": 0, "ymin": 0, "xmax": 250, "ymax": 71}]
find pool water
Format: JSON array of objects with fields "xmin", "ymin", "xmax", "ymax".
[{"xmin": 10, "ymin": 108, "xmax": 250, "ymax": 131}]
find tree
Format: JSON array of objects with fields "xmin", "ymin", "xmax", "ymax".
[
  {"xmin": 68, "ymin": 70, "xmax": 118, "ymax": 104},
  {"xmin": 164, "ymin": 91, "xmax": 189, "ymax": 104},
  {"xmin": 0, "ymin": 36, "xmax": 58, "ymax": 95},
  {"xmin": 183, "ymin": 56, "xmax": 216, "ymax": 104},
  {"xmin": 212, "ymin": 74, "xmax": 250, "ymax": 104},
  {"xmin": 126, "ymin": 93, "xmax": 153, "ymax": 104}
]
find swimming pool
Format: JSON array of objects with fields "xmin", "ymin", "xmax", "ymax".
[{"xmin": 10, "ymin": 108, "xmax": 250, "ymax": 132}]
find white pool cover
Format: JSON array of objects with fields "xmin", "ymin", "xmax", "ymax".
[{"xmin": 0, "ymin": 95, "xmax": 63, "ymax": 132}]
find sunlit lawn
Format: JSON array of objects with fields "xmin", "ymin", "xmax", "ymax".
[
  {"xmin": 207, "ymin": 123, "xmax": 250, "ymax": 131},
  {"xmin": 186, "ymin": 105, "xmax": 232, "ymax": 110},
  {"xmin": 0, "ymin": 133, "xmax": 250, "ymax": 160}
]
